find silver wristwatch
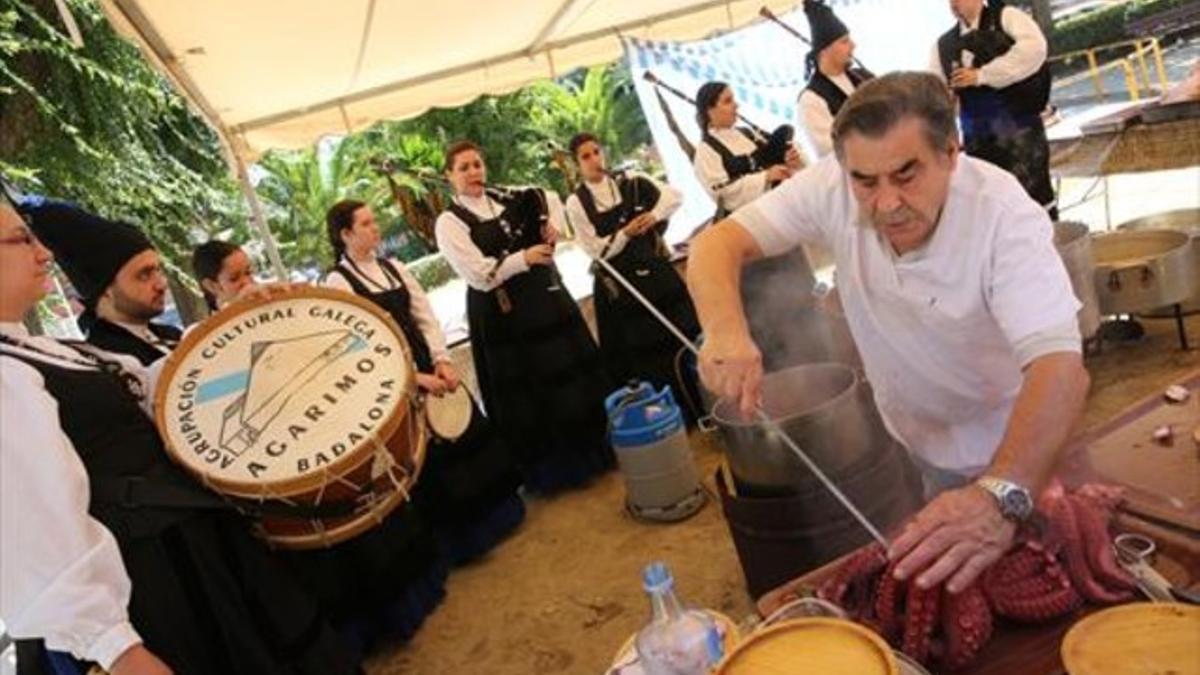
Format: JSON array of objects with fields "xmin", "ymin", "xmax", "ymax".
[{"xmin": 975, "ymin": 476, "xmax": 1034, "ymax": 522}]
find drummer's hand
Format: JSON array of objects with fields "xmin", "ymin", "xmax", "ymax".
[
  {"xmin": 416, "ymin": 372, "xmax": 448, "ymax": 397},
  {"xmin": 949, "ymin": 67, "xmax": 981, "ymax": 89},
  {"xmin": 524, "ymin": 244, "xmax": 554, "ymax": 267},
  {"xmin": 434, "ymin": 361, "xmax": 460, "ymax": 391},
  {"xmin": 784, "ymin": 147, "xmax": 803, "ymax": 171},
  {"xmin": 766, "ymin": 165, "xmax": 792, "ymax": 183},
  {"xmin": 542, "ymin": 224, "xmax": 559, "ymax": 246},
  {"xmin": 698, "ymin": 329, "xmax": 763, "ymax": 420},
  {"xmin": 888, "ymin": 485, "xmax": 1016, "ymax": 593},
  {"xmin": 235, "ymin": 281, "xmax": 303, "ymax": 302},
  {"xmin": 110, "ymin": 644, "xmax": 173, "ymax": 675}
]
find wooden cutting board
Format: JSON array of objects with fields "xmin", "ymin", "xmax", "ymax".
[{"xmin": 1084, "ymin": 374, "xmax": 1200, "ymax": 532}]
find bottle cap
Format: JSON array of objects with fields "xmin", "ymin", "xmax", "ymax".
[{"xmin": 642, "ymin": 561, "xmax": 674, "ymax": 592}]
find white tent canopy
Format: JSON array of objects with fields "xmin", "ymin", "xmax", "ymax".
[{"xmin": 100, "ymin": 0, "xmax": 804, "ymax": 159}]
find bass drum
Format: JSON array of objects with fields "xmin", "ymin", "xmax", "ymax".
[{"xmin": 155, "ymin": 287, "xmax": 426, "ymax": 549}]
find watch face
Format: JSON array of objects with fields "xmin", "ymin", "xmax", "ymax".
[{"xmin": 1003, "ymin": 489, "xmax": 1033, "ymax": 518}]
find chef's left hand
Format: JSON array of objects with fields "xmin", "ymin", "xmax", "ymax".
[
  {"xmin": 434, "ymin": 361, "xmax": 460, "ymax": 391},
  {"xmin": 950, "ymin": 67, "xmax": 981, "ymax": 89},
  {"xmin": 888, "ymin": 485, "xmax": 1016, "ymax": 593}
]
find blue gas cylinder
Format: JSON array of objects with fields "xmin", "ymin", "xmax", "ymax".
[{"xmin": 606, "ymin": 382, "xmax": 705, "ymax": 522}]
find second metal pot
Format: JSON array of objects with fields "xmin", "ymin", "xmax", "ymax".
[
  {"xmin": 1090, "ymin": 229, "xmax": 1195, "ymax": 316},
  {"xmin": 1116, "ymin": 209, "xmax": 1200, "ymax": 316},
  {"xmin": 1054, "ymin": 221, "xmax": 1102, "ymax": 340}
]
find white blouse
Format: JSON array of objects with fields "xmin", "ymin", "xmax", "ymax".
[
  {"xmin": 434, "ymin": 189, "xmax": 568, "ymax": 292},
  {"xmin": 796, "ymin": 72, "xmax": 857, "ymax": 159},
  {"xmin": 0, "ymin": 323, "xmax": 143, "ymax": 670},
  {"xmin": 928, "ymin": 5, "xmax": 1048, "ymax": 89},
  {"xmin": 320, "ymin": 255, "xmax": 451, "ymax": 363},
  {"xmin": 564, "ymin": 172, "xmax": 681, "ymax": 260},
  {"xmin": 692, "ymin": 127, "xmax": 771, "ymax": 213}
]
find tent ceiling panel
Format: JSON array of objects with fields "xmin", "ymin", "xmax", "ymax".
[{"xmin": 100, "ymin": 0, "xmax": 801, "ymax": 157}]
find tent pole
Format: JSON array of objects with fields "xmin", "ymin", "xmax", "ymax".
[{"xmin": 234, "ymin": 154, "xmax": 288, "ymax": 280}]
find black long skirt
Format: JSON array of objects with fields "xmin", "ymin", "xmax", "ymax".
[
  {"xmin": 467, "ymin": 267, "xmax": 614, "ymax": 494},
  {"xmin": 413, "ymin": 394, "xmax": 526, "ymax": 565},
  {"xmin": 17, "ymin": 511, "xmax": 361, "ymax": 675},
  {"xmin": 276, "ymin": 501, "xmax": 447, "ymax": 658},
  {"xmin": 593, "ymin": 256, "xmax": 701, "ymax": 423}
]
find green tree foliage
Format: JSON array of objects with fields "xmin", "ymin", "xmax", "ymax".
[
  {"xmin": 251, "ymin": 139, "xmax": 376, "ymax": 271},
  {"xmin": 527, "ymin": 64, "xmax": 652, "ymax": 171},
  {"xmin": 0, "ymin": 0, "xmax": 243, "ymax": 287},
  {"xmin": 253, "ymin": 62, "xmax": 654, "ymax": 273},
  {"xmin": 1050, "ymin": 0, "xmax": 1195, "ymax": 57},
  {"xmin": 3, "ymin": 0, "xmax": 655, "ymax": 285}
]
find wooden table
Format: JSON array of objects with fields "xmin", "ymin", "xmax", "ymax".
[{"xmin": 758, "ymin": 375, "xmax": 1200, "ymax": 675}]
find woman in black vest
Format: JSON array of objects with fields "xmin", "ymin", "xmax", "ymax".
[
  {"xmin": 190, "ymin": 238, "xmax": 450, "ymax": 657},
  {"xmin": 434, "ymin": 140, "xmax": 614, "ymax": 495},
  {"xmin": 690, "ymin": 83, "xmax": 822, "ymax": 373},
  {"xmin": 191, "ymin": 240, "xmax": 255, "ymax": 313},
  {"xmin": 692, "ymin": 81, "xmax": 799, "ymax": 216},
  {"xmin": 321, "ymin": 201, "xmax": 525, "ymax": 564},
  {"xmin": 563, "ymin": 133, "xmax": 701, "ymax": 420},
  {"xmin": 2, "ymin": 194, "xmax": 359, "ymax": 675}
]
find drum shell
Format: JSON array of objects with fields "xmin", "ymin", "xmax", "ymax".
[
  {"xmin": 1090, "ymin": 229, "xmax": 1194, "ymax": 316},
  {"xmin": 1054, "ymin": 221, "xmax": 1101, "ymax": 339},
  {"xmin": 1115, "ymin": 209, "xmax": 1200, "ymax": 316},
  {"xmin": 255, "ymin": 408, "xmax": 427, "ymax": 550}
]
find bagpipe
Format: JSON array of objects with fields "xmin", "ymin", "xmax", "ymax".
[
  {"xmin": 642, "ymin": 71, "xmax": 795, "ymax": 170},
  {"xmin": 758, "ymin": 6, "xmax": 875, "ymax": 81},
  {"xmin": 372, "ymin": 157, "xmax": 550, "ymax": 248}
]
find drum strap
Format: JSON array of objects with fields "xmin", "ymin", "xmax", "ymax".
[{"xmin": 91, "ymin": 475, "xmax": 361, "ymax": 518}]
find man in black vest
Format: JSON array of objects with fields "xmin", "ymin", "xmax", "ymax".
[
  {"xmin": 20, "ymin": 198, "xmax": 182, "ymax": 364},
  {"xmin": 933, "ymin": 0, "xmax": 1057, "ymax": 218},
  {"xmin": 797, "ymin": 0, "xmax": 872, "ymax": 159}
]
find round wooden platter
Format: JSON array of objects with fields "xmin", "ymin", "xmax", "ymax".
[
  {"xmin": 1062, "ymin": 602, "xmax": 1200, "ymax": 675},
  {"xmin": 714, "ymin": 617, "xmax": 897, "ymax": 675}
]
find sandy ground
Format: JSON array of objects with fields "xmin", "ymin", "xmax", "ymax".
[{"xmin": 365, "ymin": 306, "xmax": 1199, "ymax": 675}]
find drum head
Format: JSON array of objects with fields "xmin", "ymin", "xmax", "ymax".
[
  {"xmin": 426, "ymin": 387, "xmax": 473, "ymax": 441},
  {"xmin": 155, "ymin": 287, "xmax": 418, "ymax": 501}
]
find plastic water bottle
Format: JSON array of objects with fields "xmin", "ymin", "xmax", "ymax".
[{"xmin": 634, "ymin": 562, "xmax": 723, "ymax": 674}]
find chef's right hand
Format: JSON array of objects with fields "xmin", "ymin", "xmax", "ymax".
[
  {"xmin": 523, "ymin": 244, "xmax": 554, "ymax": 267},
  {"xmin": 110, "ymin": 644, "xmax": 173, "ymax": 675},
  {"xmin": 698, "ymin": 329, "xmax": 763, "ymax": 420}
]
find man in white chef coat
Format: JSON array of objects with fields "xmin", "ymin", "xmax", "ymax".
[{"xmin": 687, "ymin": 71, "xmax": 1089, "ymax": 594}]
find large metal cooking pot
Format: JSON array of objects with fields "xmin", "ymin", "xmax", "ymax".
[
  {"xmin": 1116, "ymin": 209, "xmax": 1200, "ymax": 316},
  {"xmin": 693, "ymin": 297, "xmax": 862, "ymax": 417},
  {"xmin": 1053, "ymin": 221, "xmax": 1102, "ymax": 339},
  {"xmin": 709, "ymin": 363, "xmax": 895, "ymax": 496},
  {"xmin": 1090, "ymin": 229, "xmax": 1194, "ymax": 316}
]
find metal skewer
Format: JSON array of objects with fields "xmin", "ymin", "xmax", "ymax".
[{"xmin": 590, "ymin": 253, "xmax": 888, "ymax": 547}]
